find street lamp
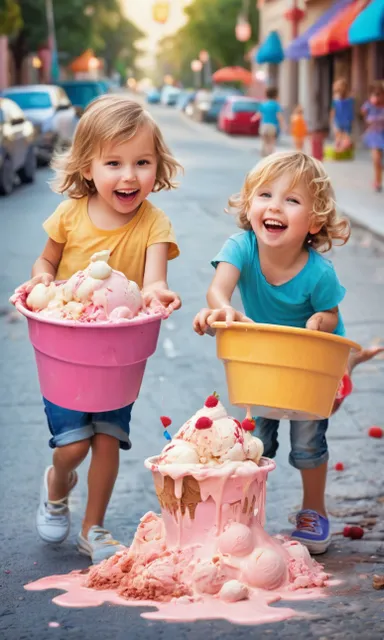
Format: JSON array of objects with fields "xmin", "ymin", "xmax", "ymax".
[{"xmin": 235, "ymin": 0, "xmax": 251, "ymax": 42}]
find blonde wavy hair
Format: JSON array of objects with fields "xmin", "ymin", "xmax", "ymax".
[
  {"xmin": 229, "ymin": 150, "xmax": 350, "ymax": 252},
  {"xmin": 51, "ymin": 95, "xmax": 182, "ymax": 197}
]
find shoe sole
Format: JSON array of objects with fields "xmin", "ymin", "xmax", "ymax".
[
  {"xmin": 36, "ymin": 526, "xmax": 70, "ymax": 544},
  {"xmin": 291, "ymin": 534, "xmax": 332, "ymax": 555}
]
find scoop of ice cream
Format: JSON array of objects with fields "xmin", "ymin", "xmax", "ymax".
[
  {"xmin": 219, "ymin": 580, "xmax": 249, "ymax": 602},
  {"xmin": 159, "ymin": 441, "xmax": 200, "ymax": 465},
  {"xmin": 26, "ymin": 282, "xmax": 56, "ymax": 311},
  {"xmin": 241, "ymin": 547, "xmax": 288, "ymax": 590},
  {"xmin": 160, "ymin": 398, "xmax": 264, "ymax": 466},
  {"xmin": 22, "ymin": 250, "xmax": 144, "ymax": 323},
  {"xmin": 192, "ymin": 557, "xmax": 234, "ymax": 595},
  {"xmin": 218, "ymin": 523, "xmax": 254, "ymax": 557}
]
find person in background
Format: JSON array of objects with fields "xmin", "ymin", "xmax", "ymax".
[
  {"xmin": 251, "ymin": 87, "xmax": 286, "ymax": 157},
  {"xmin": 290, "ymin": 105, "xmax": 307, "ymax": 151},
  {"xmin": 361, "ymin": 80, "xmax": 384, "ymax": 192},
  {"xmin": 330, "ymin": 78, "xmax": 354, "ymax": 152}
]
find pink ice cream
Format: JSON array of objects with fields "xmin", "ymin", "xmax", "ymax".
[
  {"xmin": 83, "ymin": 397, "xmax": 328, "ymax": 603},
  {"xmin": 11, "ymin": 250, "xmax": 145, "ymax": 323}
]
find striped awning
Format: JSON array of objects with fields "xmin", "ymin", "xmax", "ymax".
[
  {"xmin": 310, "ymin": 0, "xmax": 369, "ymax": 57},
  {"xmin": 349, "ymin": 0, "xmax": 384, "ymax": 44}
]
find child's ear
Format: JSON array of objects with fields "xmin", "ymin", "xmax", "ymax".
[
  {"xmin": 309, "ymin": 215, "xmax": 322, "ymax": 235},
  {"xmin": 82, "ymin": 167, "xmax": 92, "ymax": 181}
]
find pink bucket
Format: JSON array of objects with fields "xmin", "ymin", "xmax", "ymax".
[{"xmin": 16, "ymin": 303, "xmax": 162, "ymax": 412}]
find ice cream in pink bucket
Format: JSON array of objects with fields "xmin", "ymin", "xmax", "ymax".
[{"xmin": 11, "ymin": 250, "xmax": 165, "ymax": 412}]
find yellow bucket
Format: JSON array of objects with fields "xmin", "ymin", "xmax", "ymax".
[{"xmin": 213, "ymin": 322, "xmax": 361, "ymax": 421}]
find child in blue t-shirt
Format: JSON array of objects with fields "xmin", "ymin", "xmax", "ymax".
[
  {"xmin": 193, "ymin": 150, "xmax": 350, "ymax": 555},
  {"xmin": 330, "ymin": 78, "xmax": 355, "ymax": 152},
  {"xmin": 251, "ymin": 87, "xmax": 286, "ymax": 156}
]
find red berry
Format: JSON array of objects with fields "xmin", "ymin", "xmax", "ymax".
[
  {"xmin": 368, "ymin": 426, "xmax": 383, "ymax": 439},
  {"xmin": 195, "ymin": 416, "xmax": 213, "ymax": 430},
  {"xmin": 349, "ymin": 526, "xmax": 364, "ymax": 540},
  {"xmin": 205, "ymin": 395, "xmax": 219, "ymax": 408},
  {"xmin": 160, "ymin": 416, "xmax": 172, "ymax": 428},
  {"xmin": 241, "ymin": 419, "xmax": 255, "ymax": 432},
  {"xmin": 334, "ymin": 462, "xmax": 345, "ymax": 471},
  {"xmin": 343, "ymin": 526, "xmax": 351, "ymax": 537}
]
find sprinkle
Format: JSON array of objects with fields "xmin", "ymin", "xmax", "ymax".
[
  {"xmin": 48, "ymin": 622, "xmax": 60, "ymax": 628},
  {"xmin": 160, "ymin": 416, "xmax": 172, "ymax": 428},
  {"xmin": 163, "ymin": 430, "xmax": 172, "ymax": 441}
]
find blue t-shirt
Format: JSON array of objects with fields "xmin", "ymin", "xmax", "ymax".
[
  {"xmin": 212, "ymin": 231, "xmax": 346, "ymax": 336},
  {"xmin": 332, "ymin": 97, "xmax": 354, "ymax": 132},
  {"xmin": 258, "ymin": 100, "xmax": 282, "ymax": 127}
]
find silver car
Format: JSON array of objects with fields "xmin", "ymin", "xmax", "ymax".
[{"xmin": 2, "ymin": 84, "xmax": 76, "ymax": 163}]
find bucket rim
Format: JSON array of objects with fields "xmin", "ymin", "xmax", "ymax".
[
  {"xmin": 15, "ymin": 301, "xmax": 164, "ymax": 329},
  {"xmin": 212, "ymin": 321, "xmax": 361, "ymax": 351}
]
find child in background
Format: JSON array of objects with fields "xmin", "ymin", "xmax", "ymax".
[
  {"xmin": 290, "ymin": 105, "xmax": 307, "ymax": 151},
  {"xmin": 361, "ymin": 80, "xmax": 384, "ymax": 192},
  {"xmin": 252, "ymin": 87, "xmax": 286, "ymax": 156},
  {"xmin": 330, "ymin": 78, "xmax": 355, "ymax": 152},
  {"xmin": 194, "ymin": 151, "xmax": 350, "ymax": 555},
  {"xmin": 15, "ymin": 95, "xmax": 181, "ymax": 563}
]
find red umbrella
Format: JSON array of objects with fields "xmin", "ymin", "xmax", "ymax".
[{"xmin": 212, "ymin": 66, "xmax": 253, "ymax": 85}]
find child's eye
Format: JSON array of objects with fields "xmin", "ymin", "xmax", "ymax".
[
  {"xmin": 260, "ymin": 192, "xmax": 271, "ymax": 198},
  {"xmin": 106, "ymin": 161, "xmax": 119, "ymax": 167},
  {"xmin": 137, "ymin": 159, "xmax": 150, "ymax": 166},
  {"xmin": 287, "ymin": 197, "xmax": 300, "ymax": 204}
]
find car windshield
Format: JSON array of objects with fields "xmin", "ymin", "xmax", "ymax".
[
  {"xmin": 232, "ymin": 101, "xmax": 260, "ymax": 113},
  {"xmin": 61, "ymin": 84, "xmax": 100, "ymax": 106},
  {"xmin": 4, "ymin": 91, "xmax": 52, "ymax": 109}
]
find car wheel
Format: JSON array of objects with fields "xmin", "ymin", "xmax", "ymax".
[
  {"xmin": 18, "ymin": 146, "xmax": 37, "ymax": 184},
  {"xmin": 0, "ymin": 155, "xmax": 15, "ymax": 196}
]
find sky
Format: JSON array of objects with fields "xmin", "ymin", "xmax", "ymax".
[{"xmin": 123, "ymin": 0, "xmax": 192, "ymax": 71}]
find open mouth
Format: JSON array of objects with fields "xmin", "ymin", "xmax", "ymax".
[
  {"xmin": 114, "ymin": 189, "xmax": 140, "ymax": 203},
  {"xmin": 263, "ymin": 219, "xmax": 287, "ymax": 233}
]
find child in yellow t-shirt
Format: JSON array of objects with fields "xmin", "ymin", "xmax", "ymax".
[
  {"xmin": 17, "ymin": 95, "xmax": 182, "ymax": 563},
  {"xmin": 290, "ymin": 105, "xmax": 307, "ymax": 151}
]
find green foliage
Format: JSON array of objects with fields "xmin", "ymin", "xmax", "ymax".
[
  {"xmin": 0, "ymin": 0, "xmax": 23, "ymax": 36},
  {"xmin": 156, "ymin": 0, "xmax": 259, "ymax": 85}
]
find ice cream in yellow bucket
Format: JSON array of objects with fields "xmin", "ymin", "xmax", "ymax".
[{"xmin": 213, "ymin": 322, "xmax": 361, "ymax": 421}]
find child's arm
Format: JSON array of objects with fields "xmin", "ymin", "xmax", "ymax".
[
  {"xmin": 306, "ymin": 306, "xmax": 339, "ymax": 333},
  {"xmin": 15, "ymin": 239, "xmax": 64, "ymax": 295},
  {"xmin": 142, "ymin": 243, "xmax": 181, "ymax": 313},
  {"xmin": 193, "ymin": 262, "xmax": 253, "ymax": 335},
  {"xmin": 250, "ymin": 110, "xmax": 261, "ymax": 123}
]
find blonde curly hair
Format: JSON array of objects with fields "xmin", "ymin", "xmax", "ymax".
[
  {"xmin": 51, "ymin": 95, "xmax": 182, "ymax": 197},
  {"xmin": 228, "ymin": 150, "xmax": 350, "ymax": 252}
]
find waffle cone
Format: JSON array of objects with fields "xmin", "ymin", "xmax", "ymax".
[{"xmin": 155, "ymin": 475, "xmax": 202, "ymax": 520}]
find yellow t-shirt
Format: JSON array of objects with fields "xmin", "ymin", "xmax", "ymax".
[{"xmin": 43, "ymin": 197, "xmax": 179, "ymax": 288}]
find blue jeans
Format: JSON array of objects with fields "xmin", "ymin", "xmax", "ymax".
[
  {"xmin": 43, "ymin": 398, "xmax": 133, "ymax": 450},
  {"xmin": 256, "ymin": 418, "xmax": 329, "ymax": 470}
]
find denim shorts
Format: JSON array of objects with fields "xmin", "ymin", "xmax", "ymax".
[
  {"xmin": 43, "ymin": 398, "xmax": 133, "ymax": 450},
  {"xmin": 256, "ymin": 418, "xmax": 329, "ymax": 470}
]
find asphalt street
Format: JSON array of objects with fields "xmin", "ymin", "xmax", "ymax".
[{"xmin": 1, "ymin": 103, "xmax": 384, "ymax": 639}]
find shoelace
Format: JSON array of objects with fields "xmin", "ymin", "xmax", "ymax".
[
  {"xmin": 296, "ymin": 512, "xmax": 319, "ymax": 533},
  {"xmin": 90, "ymin": 527, "xmax": 121, "ymax": 546}
]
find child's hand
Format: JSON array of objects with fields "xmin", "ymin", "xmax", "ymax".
[
  {"xmin": 143, "ymin": 288, "xmax": 181, "ymax": 315},
  {"xmin": 251, "ymin": 113, "xmax": 260, "ymax": 123},
  {"xmin": 306, "ymin": 310, "xmax": 338, "ymax": 333},
  {"xmin": 193, "ymin": 306, "xmax": 253, "ymax": 336},
  {"xmin": 10, "ymin": 273, "xmax": 54, "ymax": 303}
]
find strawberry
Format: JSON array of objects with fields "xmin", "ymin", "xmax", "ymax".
[
  {"xmin": 334, "ymin": 462, "xmax": 345, "ymax": 471},
  {"xmin": 195, "ymin": 416, "xmax": 213, "ymax": 430},
  {"xmin": 160, "ymin": 416, "xmax": 172, "ymax": 428},
  {"xmin": 205, "ymin": 394, "xmax": 219, "ymax": 408},
  {"xmin": 241, "ymin": 419, "xmax": 255, "ymax": 432},
  {"xmin": 343, "ymin": 526, "xmax": 351, "ymax": 537},
  {"xmin": 349, "ymin": 526, "xmax": 364, "ymax": 540},
  {"xmin": 368, "ymin": 426, "xmax": 383, "ymax": 439}
]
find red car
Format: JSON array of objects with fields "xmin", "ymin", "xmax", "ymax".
[{"xmin": 218, "ymin": 97, "xmax": 261, "ymax": 136}]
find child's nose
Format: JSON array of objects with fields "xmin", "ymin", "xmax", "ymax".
[{"xmin": 122, "ymin": 166, "xmax": 136, "ymax": 182}]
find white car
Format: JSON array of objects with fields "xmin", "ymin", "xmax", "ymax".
[
  {"xmin": 2, "ymin": 84, "xmax": 77, "ymax": 163},
  {"xmin": 160, "ymin": 86, "xmax": 181, "ymax": 106}
]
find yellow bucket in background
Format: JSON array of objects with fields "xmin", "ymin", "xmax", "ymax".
[{"xmin": 213, "ymin": 322, "xmax": 361, "ymax": 421}]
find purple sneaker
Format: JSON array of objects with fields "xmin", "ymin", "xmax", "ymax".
[{"xmin": 291, "ymin": 509, "xmax": 331, "ymax": 555}]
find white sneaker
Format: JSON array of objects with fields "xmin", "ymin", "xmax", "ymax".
[
  {"xmin": 77, "ymin": 526, "xmax": 126, "ymax": 564},
  {"xmin": 36, "ymin": 466, "xmax": 77, "ymax": 544}
]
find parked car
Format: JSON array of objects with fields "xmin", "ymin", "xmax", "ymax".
[
  {"xmin": 190, "ymin": 88, "xmax": 243, "ymax": 123},
  {"xmin": 59, "ymin": 80, "xmax": 106, "ymax": 116},
  {"xmin": 146, "ymin": 88, "xmax": 161, "ymax": 104},
  {"xmin": 218, "ymin": 97, "xmax": 261, "ymax": 136},
  {"xmin": 160, "ymin": 85, "xmax": 181, "ymax": 106},
  {"xmin": 176, "ymin": 90, "xmax": 195, "ymax": 112},
  {"xmin": 0, "ymin": 97, "xmax": 36, "ymax": 195},
  {"xmin": 2, "ymin": 84, "xmax": 76, "ymax": 163}
]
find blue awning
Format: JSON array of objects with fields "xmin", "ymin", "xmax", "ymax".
[
  {"xmin": 349, "ymin": 0, "xmax": 384, "ymax": 44},
  {"xmin": 285, "ymin": 0, "xmax": 355, "ymax": 60},
  {"xmin": 256, "ymin": 31, "xmax": 284, "ymax": 64}
]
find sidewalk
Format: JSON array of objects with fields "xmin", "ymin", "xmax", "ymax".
[{"xmin": 180, "ymin": 111, "xmax": 384, "ymax": 239}]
